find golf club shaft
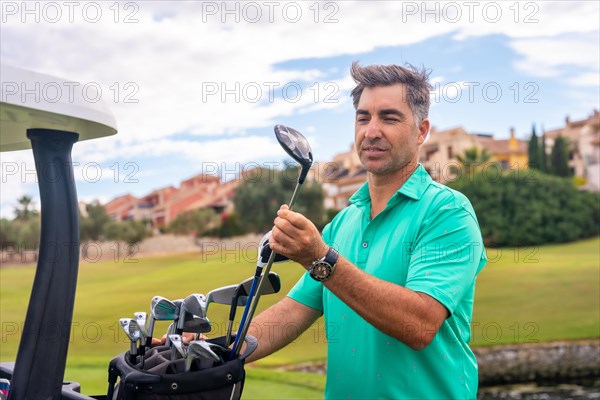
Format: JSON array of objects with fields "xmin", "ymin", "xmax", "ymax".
[
  {"xmin": 231, "ymin": 270, "xmax": 262, "ymax": 351},
  {"xmin": 225, "ymin": 320, "xmax": 235, "ymax": 347},
  {"xmin": 232, "ymin": 184, "xmax": 301, "ymax": 356}
]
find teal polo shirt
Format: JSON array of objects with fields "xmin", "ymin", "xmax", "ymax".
[{"xmin": 288, "ymin": 164, "xmax": 487, "ymax": 399}]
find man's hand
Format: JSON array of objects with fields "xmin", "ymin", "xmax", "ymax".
[{"xmin": 270, "ymin": 205, "xmax": 329, "ymax": 267}]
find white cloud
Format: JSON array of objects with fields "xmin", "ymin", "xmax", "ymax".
[
  {"xmin": 567, "ymin": 72, "xmax": 600, "ymax": 88},
  {"xmin": 1, "ymin": 0, "xmax": 598, "ymax": 212},
  {"xmin": 510, "ymin": 34, "xmax": 600, "ymax": 79},
  {"xmin": 3, "ymin": 1, "xmax": 597, "ymax": 147}
]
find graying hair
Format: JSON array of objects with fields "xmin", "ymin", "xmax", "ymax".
[{"xmin": 350, "ymin": 61, "xmax": 432, "ymax": 125}]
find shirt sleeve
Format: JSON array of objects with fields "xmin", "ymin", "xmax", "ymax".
[
  {"xmin": 286, "ymin": 222, "xmax": 336, "ymax": 313},
  {"xmin": 405, "ymin": 193, "xmax": 486, "ymax": 315}
]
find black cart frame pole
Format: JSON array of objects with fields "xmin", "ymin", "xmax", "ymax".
[{"xmin": 8, "ymin": 130, "xmax": 80, "ymax": 400}]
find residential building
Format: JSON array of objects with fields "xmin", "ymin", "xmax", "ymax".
[
  {"xmin": 320, "ymin": 126, "xmax": 529, "ymax": 209},
  {"xmin": 545, "ymin": 110, "xmax": 600, "ymax": 190},
  {"xmin": 104, "ymin": 173, "xmax": 238, "ymax": 229},
  {"xmin": 420, "ymin": 126, "xmax": 528, "ymax": 182},
  {"xmin": 104, "ymin": 194, "xmax": 139, "ymax": 221}
]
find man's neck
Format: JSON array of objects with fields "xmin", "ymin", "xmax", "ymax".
[{"xmin": 367, "ymin": 161, "xmax": 419, "ymax": 219}]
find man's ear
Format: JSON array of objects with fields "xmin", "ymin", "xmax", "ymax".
[{"xmin": 417, "ymin": 118, "xmax": 430, "ymax": 145}]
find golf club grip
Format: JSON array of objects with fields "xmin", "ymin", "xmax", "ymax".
[
  {"xmin": 232, "ymin": 184, "xmax": 302, "ymax": 356},
  {"xmin": 145, "ymin": 318, "xmax": 155, "ymax": 349}
]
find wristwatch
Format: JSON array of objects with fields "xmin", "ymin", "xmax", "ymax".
[{"xmin": 309, "ymin": 247, "xmax": 339, "ymax": 282}]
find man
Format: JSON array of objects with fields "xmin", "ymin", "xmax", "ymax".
[{"xmin": 250, "ymin": 62, "xmax": 487, "ymax": 399}]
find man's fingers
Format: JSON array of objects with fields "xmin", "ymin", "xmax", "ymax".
[
  {"xmin": 276, "ymin": 207, "xmax": 309, "ymax": 229},
  {"xmin": 182, "ymin": 332, "xmax": 196, "ymax": 343},
  {"xmin": 151, "ymin": 332, "xmax": 206, "ymax": 347},
  {"xmin": 273, "ymin": 215, "xmax": 302, "ymax": 238}
]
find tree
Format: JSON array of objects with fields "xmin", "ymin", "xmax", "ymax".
[
  {"xmin": 4, "ymin": 196, "xmax": 42, "ymax": 250},
  {"xmin": 540, "ymin": 126, "xmax": 548, "ymax": 173},
  {"xmin": 234, "ymin": 165, "xmax": 325, "ymax": 233},
  {"xmin": 527, "ymin": 124, "xmax": 540, "ymax": 170},
  {"xmin": 80, "ymin": 202, "xmax": 111, "ymax": 241},
  {"xmin": 167, "ymin": 208, "xmax": 220, "ymax": 236},
  {"xmin": 14, "ymin": 195, "xmax": 38, "ymax": 221},
  {"xmin": 549, "ymin": 135, "xmax": 571, "ymax": 177},
  {"xmin": 453, "ymin": 147, "xmax": 492, "ymax": 176},
  {"xmin": 105, "ymin": 220, "xmax": 151, "ymax": 244},
  {"xmin": 448, "ymin": 170, "xmax": 599, "ymax": 246}
]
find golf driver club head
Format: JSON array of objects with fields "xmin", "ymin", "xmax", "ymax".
[{"xmin": 274, "ymin": 124, "xmax": 313, "ymax": 184}]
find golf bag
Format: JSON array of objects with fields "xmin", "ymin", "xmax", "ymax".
[{"xmin": 106, "ymin": 335, "xmax": 257, "ymax": 400}]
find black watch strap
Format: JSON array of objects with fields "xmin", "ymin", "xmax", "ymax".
[{"xmin": 323, "ymin": 247, "xmax": 339, "ymax": 266}]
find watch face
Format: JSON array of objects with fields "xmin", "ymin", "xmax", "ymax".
[{"xmin": 313, "ymin": 262, "xmax": 331, "ymax": 280}]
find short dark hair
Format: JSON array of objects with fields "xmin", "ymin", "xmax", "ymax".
[{"xmin": 350, "ymin": 61, "xmax": 432, "ymax": 125}]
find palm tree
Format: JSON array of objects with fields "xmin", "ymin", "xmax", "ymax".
[
  {"xmin": 14, "ymin": 195, "xmax": 39, "ymax": 221},
  {"xmin": 453, "ymin": 147, "xmax": 492, "ymax": 176}
]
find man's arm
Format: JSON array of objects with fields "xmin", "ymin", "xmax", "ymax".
[
  {"xmin": 270, "ymin": 206, "xmax": 448, "ymax": 350},
  {"xmin": 246, "ymin": 297, "xmax": 321, "ymax": 363},
  {"xmin": 320, "ymin": 256, "xmax": 447, "ymax": 350}
]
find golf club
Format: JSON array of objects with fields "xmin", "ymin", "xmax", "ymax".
[
  {"xmin": 225, "ymin": 271, "xmax": 282, "ymax": 347},
  {"xmin": 175, "ymin": 294, "xmax": 205, "ymax": 334},
  {"xmin": 146, "ymin": 296, "xmax": 178, "ymax": 345},
  {"xmin": 134, "ymin": 311, "xmax": 148, "ymax": 338},
  {"xmin": 166, "ymin": 299, "xmax": 183, "ymax": 346},
  {"xmin": 133, "ymin": 311, "xmax": 148, "ymax": 358},
  {"xmin": 230, "ymin": 232, "xmax": 273, "ymax": 352},
  {"xmin": 182, "ymin": 314, "xmax": 212, "ymax": 339},
  {"xmin": 232, "ymin": 124, "xmax": 313, "ymax": 356},
  {"xmin": 119, "ymin": 318, "xmax": 141, "ymax": 364},
  {"xmin": 202, "ymin": 285, "xmax": 243, "ymax": 316},
  {"xmin": 168, "ymin": 334, "xmax": 186, "ymax": 361},
  {"xmin": 185, "ymin": 340, "xmax": 222, "ymax": 372}
]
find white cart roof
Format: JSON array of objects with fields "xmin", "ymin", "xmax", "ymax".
[{"xmin": 0, "ymin": 64, "xmax": 117, "ymax": 152}]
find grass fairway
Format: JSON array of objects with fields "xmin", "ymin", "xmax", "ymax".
[
  {"xmin": 1, "ymin": 237, "xmax": 598, "ymax": 396},
  {"xmin": 471, "ymin": 236, "xmax": 600, "ymax": 346}
]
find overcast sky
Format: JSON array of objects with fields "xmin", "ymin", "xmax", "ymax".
[{"xmin": 1, "ymin": 1, "xmax": 599, "ymax": 217}]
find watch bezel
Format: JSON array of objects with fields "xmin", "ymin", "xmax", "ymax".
[{"xmin": 310, "ymin": 260, "xmax": 333, "ymax": 281}]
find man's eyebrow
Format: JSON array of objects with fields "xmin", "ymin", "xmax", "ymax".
[
  {"xmin": 356, "ymin": 109, "xmax": 369, "ymax": 116},
  {"xmin": 379, "ymin": 109, "xmax": 405, "ymax": 117}
]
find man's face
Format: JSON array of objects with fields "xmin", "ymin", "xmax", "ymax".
[{"xmin": 354, "ymin": 84, "xmax": 428, "ymax": 177}]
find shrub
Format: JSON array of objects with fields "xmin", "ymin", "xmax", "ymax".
[{"xmin": 448, "ymin": 169, "xmax": 600, "ymax": 247}]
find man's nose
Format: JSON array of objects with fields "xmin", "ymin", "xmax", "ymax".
[{"xmin": 365, "ymin": 118, "xmax": 382, "ymax": 139}]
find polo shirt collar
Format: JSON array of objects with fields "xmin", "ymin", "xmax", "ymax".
[
  {"xmin": 397, "ymin": 164, "xmax": 432, "ymax": 201},
  {"xmin": 349, "ymin": 164, "xmax": 432, "ymax": 206}
]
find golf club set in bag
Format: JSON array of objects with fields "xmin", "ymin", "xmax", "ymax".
[{"xmin": 107, "ymin": 125, "xmax": 314, "ymax": 399}]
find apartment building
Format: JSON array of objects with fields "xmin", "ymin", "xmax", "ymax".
[
  {"xmin": 104, "ymin": 173, "xmax": 237, "ymax": 229},
  {"xmin": 545, "ymin": 110, "xmax": 600, "ymax": 190}
]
